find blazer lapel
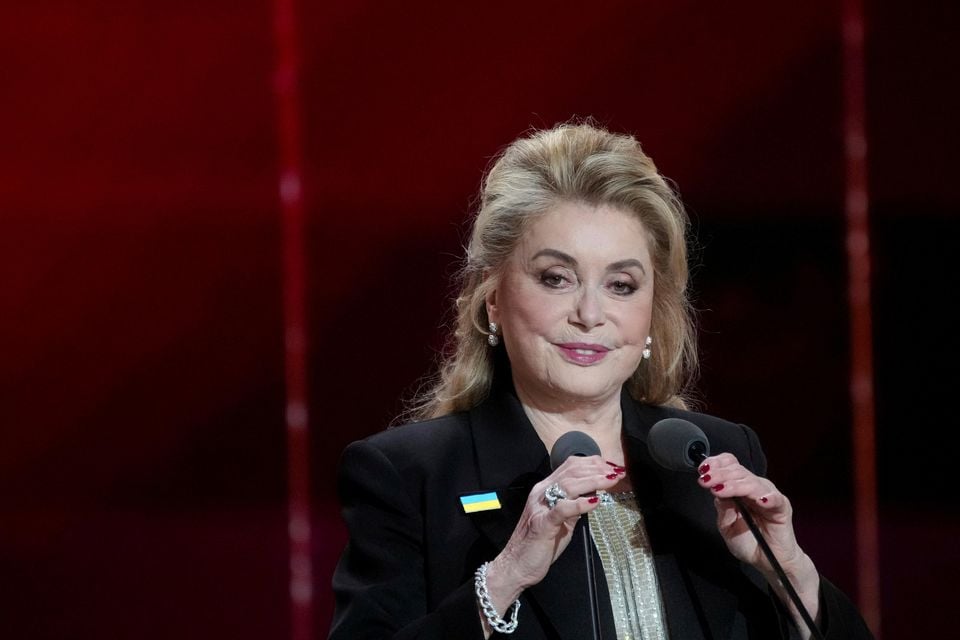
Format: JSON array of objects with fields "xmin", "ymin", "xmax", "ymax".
[
  {"xmin": 465, "ymin": 384, "xmax": 548, "ymax": 550},
  {"xmin": 464, "ymin": 385, "xmax": 618, "ymax": 640}
]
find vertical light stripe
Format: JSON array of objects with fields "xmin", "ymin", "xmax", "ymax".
[
  {"xmin": 842, "ymin": 0, "xmax": 881, "ymax": 635},
  {"xmin": 273, "ymin": 1, "xmax": 312, "ymax": 639}
]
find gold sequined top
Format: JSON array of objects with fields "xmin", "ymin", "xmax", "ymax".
[{"xmin": 588, "ymin": 491, "xmax": 669, "ymax": 640}]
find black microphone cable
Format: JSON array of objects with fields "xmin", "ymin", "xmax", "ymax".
[{"xmin": 649, "ymin": 418, "xmax": 826, "ymax": 640}]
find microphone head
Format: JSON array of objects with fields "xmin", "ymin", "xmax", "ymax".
[
  {"xmin": 648, "ymin": 418, "xmax": 711, "ymax": 472},
  {"xmin": 550, "ymin": 430, "xmax": 601, "ymax": 470}
]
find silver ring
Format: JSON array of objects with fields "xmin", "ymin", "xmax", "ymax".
[{"xmin": 544, "ymin": 482, "xmax": 567, "ymax": 509}]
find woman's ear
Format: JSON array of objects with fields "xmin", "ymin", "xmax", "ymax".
[{"xmin": 483, "ymin": 270, "xmax": 499, "ymax": 325}]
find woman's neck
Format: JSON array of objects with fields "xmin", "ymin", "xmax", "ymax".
[{"xmin": 515, "ymin": 386, "xmax": 626, "ymax": 466}]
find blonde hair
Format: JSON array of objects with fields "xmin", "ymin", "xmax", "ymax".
[{"xmin": 410, "ymin": 121, "xmax": 697, "ymax": 420}]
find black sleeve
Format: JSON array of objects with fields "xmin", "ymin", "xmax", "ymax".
[
  {"xmin": 736, "ymin": 425, "xmax": 874, "ymax": 639},
  {"xmin": 774, "ymin": 576, "xmax": 875, "ymax": 640},
  {"xmin": 737, "ymin": 422, "xmax": 768, "ymax": 477},
  {"xmin": 818, "ymin": 576, "xmax": 875, "ymax": 639},
  {"xmin": 328, "ymin": 440, "xmax": 484, "ymax": 640}
]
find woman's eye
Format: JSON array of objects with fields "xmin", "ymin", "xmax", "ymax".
[
  {"xmin": 609, "ymin": 280, "xmax": 637, "ymax": 295},
  {"xmin": 540, "ymin": 272, "xmax": 570, "ymax": 288}
]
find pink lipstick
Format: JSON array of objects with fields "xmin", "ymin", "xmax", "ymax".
[{"xmin": 556, "ymin": 342, "xmax": 610, "ymax": 365}]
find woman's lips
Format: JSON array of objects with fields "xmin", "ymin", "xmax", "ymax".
[{"xmin": 556, "ymin": 342, "xmax": 610, "ymax": 365}]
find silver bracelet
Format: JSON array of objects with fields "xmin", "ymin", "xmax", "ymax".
[{"xmin": 474, "ymin": 561, "xmax": 520, "ymax": 634}]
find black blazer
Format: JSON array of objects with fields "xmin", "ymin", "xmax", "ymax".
[{"xmin": 329, "ymin": 385, "xmax": 872, "ymax": 639}]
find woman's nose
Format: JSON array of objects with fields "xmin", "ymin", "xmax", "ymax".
[{"xmin": 570, "ymin": 287, "xmax": 606, "ymax": 330}]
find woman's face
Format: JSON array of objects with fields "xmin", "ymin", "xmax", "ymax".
[{"xmin": 487, "ymin": 201, "xmax": 654, "ymax": 408}]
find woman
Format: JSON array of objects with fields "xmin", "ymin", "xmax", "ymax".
[{"xmin": 329, "ymin": 123, "xmax": 872, "ymax": 639}]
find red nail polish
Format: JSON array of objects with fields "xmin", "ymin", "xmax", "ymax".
[
  {"xmin": 760, "ymin": 496, "xmax": 769, "ymax": 503},
  {"xmin": 588, "ymin": 496, "xmax": 599, "ymax": 504},
  {"xmin": 712, "ymin": 483, "xmax": 725, "ymax": 492},
  {"xmin": 606, "ymin": 461, "xmax": 620, "ymax": 467},
  {"xmin": 606, "ymin": 473, "xmax": 618, "ymax": 480},
  {"xmin": 700, "ymin": 474, "xmax": 711, "ymax": 483},
  {"xmin": 698, "ymin": 463, "xmax": 710, "ymax": 474}
]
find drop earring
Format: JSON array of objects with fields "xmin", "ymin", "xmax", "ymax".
[
  {"xmin": 642, "ymin": 336, "xmax": 652, "ymax": 360},
  {"xmin": 487, "ymin": 322, "xmax": 500, "ymax": 347}
]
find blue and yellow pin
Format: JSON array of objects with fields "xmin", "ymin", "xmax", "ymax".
[{"xmin": 459, "ymin": 491, "xmax": 502, "ymax": 513}]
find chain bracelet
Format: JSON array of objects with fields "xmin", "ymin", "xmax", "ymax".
[{"xmin": 474, "ymin": 562, "xmax": 520, "ymax": 634}]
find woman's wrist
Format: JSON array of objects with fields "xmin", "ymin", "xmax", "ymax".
[
  {"xmin": 763, "ymin": 551, "xmax": 822, "ymax": 630},
  {"xmin": 476, "ymin": 561, "xmax": 521, "ymax": 636},
  {"xmin": 775, "ymin": 552, "xmax": 819, "ymax": 594},
  {"xmin": 484, "ymin": 554, "xmax": 527, "ymax": 608},
  {"xmin": 476, "ymin": 555, "xmax": 528, "ymax": 637}
]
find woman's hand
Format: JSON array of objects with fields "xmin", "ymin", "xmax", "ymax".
[
  {"xmin": 480, "ymin": 456, "xmax": 624, "ymax": 633},
  {"xmin": 697, "ymin": 453, "xmax": 821, "ymax": 635},
  {"xmin": 697, "ymin": 453, "xmax": 802, "ymax": 570}
]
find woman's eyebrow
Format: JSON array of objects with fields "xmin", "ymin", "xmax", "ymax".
[
  {"xmin": 530, "ymin": 250, "xmax": 647, "ymax": 276},
  {"xmin": 530, "ymin": 248, "xmax": 577, "ymax": 265},
  {"xmin": 608, "ymin": 259, "xmax": 646, "ymax": 275}
]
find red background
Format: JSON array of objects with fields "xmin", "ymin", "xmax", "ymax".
[{"xmin": 2, "ymin": 1, "xmax": 957, "ymax": 638}]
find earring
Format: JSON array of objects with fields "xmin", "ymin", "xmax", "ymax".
[
  {"xmin": 487, "ymin": 322, "xmax": 500, "ymax": 347},
  {"xmin": 642, "ymin": 335, "xmax": 652, "ymax": 360}
]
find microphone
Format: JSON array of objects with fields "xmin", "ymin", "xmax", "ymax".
[
  {"xmin": 549, "ymin": 431, "xmax": 603, "ymax": 640},
  {"xmin": 550, "ymin": 430, "xmax": 601, "ymax": 470},
  {"xmin": 647, "ymin": 418, "xmax": 825, "ymax": 640},
  {"xmin": 648, "ymin": 418, "xmax": 709, "ymax": 471}
]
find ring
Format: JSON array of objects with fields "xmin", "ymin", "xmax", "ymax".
[{"xmin": 544, "ymin": 482, "xmax": 567, "ymax": 509}]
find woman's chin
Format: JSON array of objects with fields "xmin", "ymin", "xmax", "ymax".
[{"xmin": 539, "ymin": 375, "xmax": 626, "ymax": 406}]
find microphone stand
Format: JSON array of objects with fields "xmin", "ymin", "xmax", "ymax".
[
  {"xmin": 691, "ymin": 448, "xmax": 825, "ymax": 640},
  {"xmin": 579, "ymin": 517, "xmax": 603, "ymax": 640}
]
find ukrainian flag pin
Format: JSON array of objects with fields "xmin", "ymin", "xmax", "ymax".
[{"xmin": 460, "ymin": 491, "xmax": 501, "ymax": 513}]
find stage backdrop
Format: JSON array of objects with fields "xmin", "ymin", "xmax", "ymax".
[{"xmin": 2, "ymin": 2, "xmax": 957, "ymax": 638}]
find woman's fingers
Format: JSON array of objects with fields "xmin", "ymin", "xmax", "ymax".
[
  {"xmin": 713, "ymin": 497, "xmax": 741, "ymax": 529},
  {"xmin": 697, "ymin": 453, "xmax": 806, "ymax": 571},
  {"xmin": 534, "ymin": 455, "xmax": 624, "ymax": 504},
  {"xmin": 697, "ymin": 452, "xmax": 738, "ymax": 475},
  {"xmin": 496, "ymin": 456, "xmax": 623, "ymax": 589},
  {"xmin": 699, "ymin": 471, "xmax": 772, "ymax": 499},
  {"xmin": 523, "ymin": 455, "xmax": 625, "ymax": 532},
  {"xmin": 544, "ymin": 494, "xmax": 604, "ymax": 523},
  {"xmin": 697, "ymin": 455, "xmax": 783, "ymax": 507},
  {"xmin": 750, "ymin": 489, "xmax": 789, "ymax": 512},
  {"xmin": 552, "ymin": 454, "xmax": 621, "ymax": 482}
]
